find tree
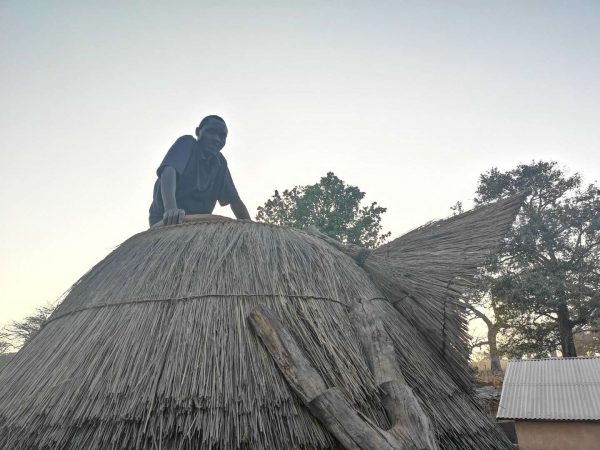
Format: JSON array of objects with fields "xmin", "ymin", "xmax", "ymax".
[
  {"xmin": 0, "ymin": 304, "xmax": 55, "ymax": 353},
  {"xmin": 573, "ymin": 327, "xmax": 600, "ymax": 356},
  {"xmin": 462, "ymin": 284, "xmax": 505, "ymax": 374},
  {"xmin": 0, "ymin": 330, "xmax": 11, "ymax": 354},
  {"xmin": 256, "ymin": 172, "xmax": 391, "ymax": 248},
  {"xmin": 476, "ymin": 161, "xmax": 600, "ymax": 357}
]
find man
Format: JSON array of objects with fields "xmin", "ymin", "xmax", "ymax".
[{"xmin": 149, "ymin": 115, "xmax": 251, "ymax": 226}]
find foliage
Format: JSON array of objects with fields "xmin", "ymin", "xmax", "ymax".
[
  {"xmin": 0, "ymin": 304, "xmax": 55, "ymax": 353},
  {"xmin": 498, "ymin": 319, "xmax": 561, "ymax": 358},
  {"xmin": 476, "ymin": 161, "xmax": 600, "ymax": 357},
  {"xmin": 256, "ymin": 172, "xmax": 391, "ymax": 248},
  {"xmin": 573, "ymin": 328, "xmax": 600, "ymax": 356},
  {"xmin": 0, "ymin": 330, "xmax": 11, "ymax": 354},
  {"xmin": 462, "ymin": 280, "xmax": 506, "ymax": 373},
  {"xmin": 450, "ymin": 201, "xmax": 464, "ymax": 216}
]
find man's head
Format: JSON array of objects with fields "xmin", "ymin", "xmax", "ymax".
[{"xmin": 195, "ymin": 115, "xmax": 228, "ymax": 153}]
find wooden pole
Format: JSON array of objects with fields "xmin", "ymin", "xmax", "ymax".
[
  {"xmin": 249, "ymin": 305, "xmax": 438, "ymax": 450},
  {"xmin": 350, "ymin": 300, "xmax": 438, "ymax": 450}
]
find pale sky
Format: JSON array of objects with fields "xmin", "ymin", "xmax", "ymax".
[{"xmin": 1, "ymin": 1, "xmax": 599, "ymax": 330}]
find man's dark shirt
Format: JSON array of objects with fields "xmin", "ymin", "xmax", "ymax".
[{"xmin": 149, "ymin": 135, "xmax": 240, "ymax": 225}]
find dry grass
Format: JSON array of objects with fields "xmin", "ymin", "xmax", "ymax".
[
  {"xmin": 0, "ymin": 218, "xmax": 514, "ymax": 449},
  {"xmin": 307, "ymin": 192, "xmax": 527, "ymax": 393}
]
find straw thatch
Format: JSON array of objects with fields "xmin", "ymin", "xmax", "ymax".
[
  {"xmin": 306, "ymin": 192, "xmax": 528, "ymax": 392},
  {"xmin": 0, "ymin": 216, "xmax": 514, "ymax": 449}
]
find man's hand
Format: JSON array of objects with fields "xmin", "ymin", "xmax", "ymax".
[
  {"xmin": 163, "ymin": 208, "xmax": 186, "ymax": 225},
  {"xmin": 231, "ymin": 200, "xmax": 251, "ymax": 220}
]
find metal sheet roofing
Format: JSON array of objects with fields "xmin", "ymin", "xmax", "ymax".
[{"xmin": 497, "ymin": 357, "xmax": 600, "ymax": 421}]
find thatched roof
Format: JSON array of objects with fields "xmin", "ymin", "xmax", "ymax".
[
  {"xmin": 0, "ymin": 217, "xmax": 513, "ymax": 449},
  {"xmin": 0, "ymin": 353, "xmax": 14, "ymax": 372}
]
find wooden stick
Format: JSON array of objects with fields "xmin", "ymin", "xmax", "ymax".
[
  {"xmin": 249, "ymin": 305, "xmax": 437, "ymax": 450},
  {"xmin": 308, "ymin": 388, "xmax": 406, "ymax": 450},
  {"xmin": 248, "ymin": 305, "xmax": 326, "ymax": 404},
  {"xmin": 350, "ymin": 301, "xmax": 438, "ymax": 450}
]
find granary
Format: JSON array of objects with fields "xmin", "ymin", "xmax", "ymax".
[
  {"xmin": 497, "ymin": 357, "xmax": 600, "ymax": 450},
  {"xmin": 0, "ymin": 194, "xmax": 526, "ymax": 449}
]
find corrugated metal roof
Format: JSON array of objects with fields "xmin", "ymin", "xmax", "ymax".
[{"xmin": 497, "ymin": 357, "xmax": 600, "ymax": 421}]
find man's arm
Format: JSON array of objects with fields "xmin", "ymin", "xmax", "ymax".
[
  {"xmin": 231, "ymin": 199, "xmax": 251, "ymax": 220},
  {"xmin": 161, "ymin": 166, "xmax": 186, "ymax": 225}
]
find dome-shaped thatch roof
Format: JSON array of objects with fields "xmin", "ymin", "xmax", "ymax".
[{"xmin": 0, "ymin": 216, "xmax": 514, "ymax": 449}]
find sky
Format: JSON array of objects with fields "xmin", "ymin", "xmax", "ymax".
[{"xmin": 1, "ymin": 1, "xmax": 599, "ymax": 331}]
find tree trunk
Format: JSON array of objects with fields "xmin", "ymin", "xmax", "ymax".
[
  {"xmin": 487, "ymin": 326, "xmax": 502, "ymax": 374},
  {"xmin": 557, "ymin": 303, "xmax": 577, "ymax": 357},
  {"xmin": 463, "ymin": 302, "xmax": 503, "ymax": 374}
]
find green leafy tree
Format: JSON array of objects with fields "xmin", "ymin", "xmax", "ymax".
[
  {"xmin": 476, "ymin": 161, "xmax": 600, "ymax": 357},
  {"xmin": 256, "ymin": 172, "xmax": 391, "ymax": 248}
]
